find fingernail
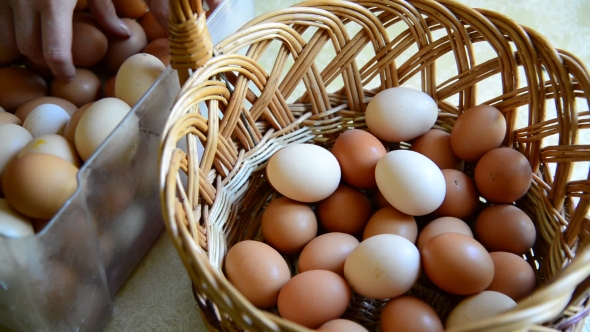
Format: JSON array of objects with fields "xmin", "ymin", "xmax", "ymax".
[{"xmin": 118, "ymin": 19, "xmax": 131, "ymax": 37}]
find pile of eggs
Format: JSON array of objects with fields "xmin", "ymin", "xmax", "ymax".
[
  {"xmin": 0, "ymin": 0, "xmax": 169, "ymax": 238},
  {"xmin": 223, "ymin": 87, "xmax": 537, "ymax": 331}
]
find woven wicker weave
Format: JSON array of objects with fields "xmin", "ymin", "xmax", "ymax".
[{"xmin": 159, "ymin": 0, "xmax": 590, "ymax": 331}]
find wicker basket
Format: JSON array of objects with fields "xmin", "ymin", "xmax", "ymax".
[{"xmin": 159, "ymin": 0, "xmax": 590, "ymax": 331}]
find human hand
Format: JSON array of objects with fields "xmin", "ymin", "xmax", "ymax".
[
  {"xmin": 0, "ymin": 0, "xmax": 131, "ymax": 80},
  {"xmin": 145, "ymin": 0, "xmax": 222, "ymax": 32}
]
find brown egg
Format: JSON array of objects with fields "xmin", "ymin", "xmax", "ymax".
[
  {"xmin": 422, "ymin": 233, "xmax": 494, "ymax": 295},
  {"xmin": 113, "ymin": 0, "xmax": 148, "ymax": 19},
  {"xmin": 104, "ymin": 18, "xmax": 148, "ymax": 73},
  {"xmin": 278, "ymin": 270, "xmax": 351, "ymax": 328},
  {"xmin": 0, "ymin": 112, "xmax": 22, "ymax": 125},
  {"xmin": 261, "ymin": 197, "xmax": 317, "ymax": 254},
  {"xmin": 450, "ymin": 105, "xmax": 506, "ymax": 162},
  {"xmin": 330, "ymin": 129, "xmax": 386, "ymax": 189},
  {"xmin": 474, "ymin": 147, "xmax": 532, "ymax": 203},
  {"xmin": 411, "ymin": 129, "xmax": 463, "ymax": 170},
  {"xmin": 298, "ymin": 232, "xmax": 359, "ymax": 276},
  {"xmin": 374, "ymin": 188, "xmax": 391, "ymax": 207},
  {"xmin": 0, "ymin": 67, "xmax": 47, "ymax": 112},
  {"xmin": 23, "ymin": 57, "xmax": 54, "ymax": 78},
  {"xmin": 74, "ymin": 0, "xmax": 88, "ymax": 11},
  {"xmin": 434, "ymin": 169, "xmax": 479, "ymax": 219},
  {"xmin": 224, "ymin": 240, "xmax": 290, "ymax": 309},
  {"xmin": 139, "ymin": 11, "xmax": 167, "ymax": 42},
  {"xmin": 417, "ymin": 216, "xmax": 473, "ymax": 251},
  {"xmin": 51, "ymin": 69, "xmax": 101, "ymax": 107},
  {"xmin": 475, "ymin": 204, "xmax": 536, "ymax": 255},
  {"xmin": 381, "ymin": 296, "xmax": 444, "ymax": 332},
  {"xmin": 143, "ymin": 38, "xmax": 170, "ymax": 66},
  {"xmin": 104, "ymin": 75, "xmax": 117, "ymax": 98},
  {"xmin": 72, "ymin": 15, "xmax": 108, "ymax": 67},
  {"xmin": 362, "ymin": 206, "xmax": 417, "ymax": 243},
  {"xmin": 317, "ymin": 184, "xmax": 371, "ymax": 235},
  {"xmin": 2, "ymin": 153, "xmax": 79, "ymax": 219},
  {"xmin": 487, "ymin": 252, "xmax": 536, "ymax": 301},
  {"xmin": 0, "ymin": 45, "xmax": 21, "ymax": 66},
  {"xmin": 15, "ymin": 96, "xmax": 78, "ymax": 121},
  {"xmin": 64, "ymin": 102, "xmax": 93, "ymax": 144},
  {"xmin": 319, "ymin": 319, "xmax": 368, "ymax": 332}
]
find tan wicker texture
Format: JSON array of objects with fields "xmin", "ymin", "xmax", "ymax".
[{"xmin": 159, "ymin": 0, "xmax": 590, "ymax": 331}]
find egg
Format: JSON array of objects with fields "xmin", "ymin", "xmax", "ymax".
[
  {"xmin": 374, "ymin": 188, "xmax": 391, "ymax": 208},
  {"xmin": 0, "ymin": 45, "xmax": 21, "ymax": 65},
  {"xmin": 0, "ymin": 112, "xmax": 22, "ymax": 125},
  {"xmin": 18, "ymin": 135, "xmax": 81, "ymax": 167},
  {"xmin": 475, "ymin": 204, "xmax": 536, "ymax": 255},
  {"xmin": 330, "ymin": 129, "xmax": 386, "ymax": 189},
  {"xmin": 433, "ymin": 169, "xmax": 479, "ymax": 219},
  {"xmin": 139, "ymin": 11, "xmax": 167, "ymax": 42},
  {"xmin": 317, "ymin": 184, "xmax": 371, "ymax": 235},
  {"xmin": 2, "ymin": 153, "xmax": 79, "ymax": 219},
  {"xmin": 0, "ymin": 106, "xmax": 5, "ymax": 112},
  {"xmin": 474, "ymin": 147, "xmax": 532, "ymax": 203},
  {"xmin": 51, "ymin": 68, "xmax": 102, "ymax": 107},
  {"xmin": 104, "ymin": 76, "xmax": 117, "ymax": 98},
  {"xmin": 74, "ymin": 0, "xmax": 87, "ymax": 11},
  {"xmin": 0, "ymin": 67, "xmax": 47, "ymax": 112},
  {"xmin": 224, "ymin": 240, "xmax": 290, "ymax": 308},
  {"xmin": 278, "ymin": 270, "xmax": 351, "ymax": 328},
  {"xmin": 23, "ymin": 104, "xmax": 71, "ymax": 137},
  {"xmin": 0, "ymin": 123, "xmax": 33, "ymax": 179},
  {"xmin": 113, "ymin": 0, "xmax": 148, "ymax": 18},
  {"xmin": 380, "ymin": 296, "xmax": 444, "ymax": 332},
  {"xmin": 0, "ymin": 198, "xmax": 34, "ymax": 238},
  {"xmin": 446, "ymin": 291, "xmax": 516, "ymax": 329},
  {"xmin": 344, "ymin": 234, "xmax": 420, "ymax": 300},
  {"xmin": 104, "ymin": 18, "xmax": 148, "ymax": 73},
  {"xmin": 72, "ymin": 14, "xmax": 108, "ymax": 67},
  {"xmin": 63, "ymin": 102, "xmax": 93, "ymax": 144},
  {"xmin": 411, "ymin": 129, "xmax": 463, "ymax": 170},
  {"xmin": 143, "ymin": 38, "xmax": 170, "ymax": 66},
  {"xmin": 362, "ymin": 206, "xmax": 417, "ymax": 243},
  {"xmin": 487, "ymin": 252, "xmax": 536, "ymax": 301},
  {"xmin": 376, "ymin": 150, "xmax": 446, "ymax": 216},
  {"xmin": 422, "ymin": 233, "xmax": 494, "ymax": 295},
  {"xmin": 318, "ymin": 319, "xmax": 368, "ymax": 332},
  {"xmin": 74, "ymin": 97, "xmax": 133, "ymax": 161},
  {"xmin": 417, "ymin": 216, "xmax": 473, "ymax": 251},
  {"xmin": 450, "ymin": 105, "xmax": 506, "ymax": 162},
  {"xmin": 366, "ymin": 87, "xmax": 438, "ymax": 142},
  {"xmin": 261, "ymin": 197, "xmax": 317, "ymax": 254},
  {"xmin": 266, "ymin": 144, "xmax": 340, "ymax": 203},
  {"xmin": 115, "ymin": 53, "xmax": 165, "ymax": 107},
  {"xmin": 298, "ymin": 232, "xmax": 359, "ymax": 276},
  {"xmin": 15, "ymin": 96, "xmax": 78, "ymax": 121}
]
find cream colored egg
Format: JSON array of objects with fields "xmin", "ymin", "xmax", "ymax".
[
  {"xmin": 74, "ymin": 97, "xmax": 133, "ymax": 161},
  {"xmin": 0, "ymin": 112, "xmax": 21, "ymax": 125},
  {"xmin": 0, "ymin": 123, "xmax": 33, "ymax": 178},
  {"xmin": 0, "ymin": 198, "xmax": 34, "ymax": 238},
  {"xmin": 115, "ymin": 53, "xmax": 165, "ymax": 107},
  {"xmin": 446, "ymin": 291, "xmax": 517, "ymax": 329},
  {"xmin": 376, "ymin": 150, "xmax": 446, "ymax": 216},
  {"xmin": 23, "ymin": 104, "xmax": 71, "ymax": 137},
  {"xmin": 18, "ymin": 134, "xmax": 81, "ymax": 167},
  {"xmin": 267, "ymin": 144, "xmax": 341, "ymax": 203}
]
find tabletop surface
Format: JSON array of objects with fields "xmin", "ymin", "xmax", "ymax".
[{"xmin": 103, "ymin": 0, "xmax": 590, "ymax": 331}]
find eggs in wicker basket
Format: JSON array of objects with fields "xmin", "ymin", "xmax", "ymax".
[{"xmin": 222, "ymin": 86, "xmax": 539, "ymax": 330}]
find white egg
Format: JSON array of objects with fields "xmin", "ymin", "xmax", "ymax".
[
  {"xmin": 0, "ymin": 198, "xmax": 34, "ymax": 238},
  {"xmin": 0, "ymin": 123, "xmax": 33, "ymax": 178},
  {"xmin": 446, "ymin": 291, "xmax": 517, "ymax": 329},
  {"xmin": 18, "ymin": 134, "xmax": 81, "ymax": 167},
  {"xmin": 366, "ymin": 87, "xmax": 438, "ymax": 142},
  {"xmin": 376, "ymin": 150, "xmax": 446, "ymax": 216},
  {"xmin": 23, "ymin": 104, "xmax": 71, "ymax": 137}
]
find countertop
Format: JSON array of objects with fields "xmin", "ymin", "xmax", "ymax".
[{"xmin": 103, "ymin": 0, "xmax": 590, "ymax": 331}]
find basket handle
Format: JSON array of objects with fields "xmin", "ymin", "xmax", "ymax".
[{"xmin": 168, "ymin": 0, "xmax": 213, "ymax": 85}]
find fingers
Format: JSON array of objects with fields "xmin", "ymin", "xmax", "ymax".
[
  {"xmin": 0, "ymin": 5, "xmax": 17, "ymax": 49},
  {"xmin": 41, "ymin": 5, "xmax": 76, "ymax": 79},
  {"xmin": 146, "ymin": 0, "xmax": 169, "ymax": 32},
  {"xmin": 88, "ymin": 0, "xmax": 130, "ymax": 38}
]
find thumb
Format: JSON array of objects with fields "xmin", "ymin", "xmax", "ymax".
[{"xmin": 88, "ymin": 0, "xmax": 130, "ymax": 38}]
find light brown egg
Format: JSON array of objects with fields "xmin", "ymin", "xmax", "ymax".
[
  {"xmin": 381, "ymin": 296, "xmax": 444, "ymax": 332},
  {"xmin": 362, "ymin": 206, "xmax": 417, "ymax": 243},
  {"xmin": 63, "ymin": 102, "xmax": 93, "ymax": 144},
  {"xmin": 475, "ymin": 204, "xmax": 536, "ymax": 255},
  {"xmin": 51, "ymin": 69, "xmax": 101, "ymax": 107},
  {"xmin": 143, "ymin": 38, "xmax": 170, "ymax": 66},
  {"xmin": 224, "ymin": 240, "xmax": 290, "ymax": 309},
  {"xmin": 139, "ymin": 11, "xmax": 167, "ymax": 42},
  {"xmin": 2, "ymin": 153, "xmax": 79, "ymax": 219},
  {"xmin": 113, "ymin": 0, "xmax": 148, "ymax": 19},
  {"xmin": 317, "ymin": 184, "xmax": 371, "ymax": 236},
  {"xmin": 450, "ymin": 105, "xmax": 506, "ymax": 162},
  {"xmin": 319, "ymin": 319, "xmax": 368, "ymax": 332},
  {"xmin": 374, "ymin": 188, "xmax": 391, "ymax": 208},
  {"xmin": 104, "ymin": 76, "xmax": 117, "ymax": 98},
  {"xmin": 261, "ymin": 197, "xmax": 317, "ymax": 254},
  {"xmin": 0, "ymin": 45, "xmax": 21, "ymax": 66},
  {"xmin": 433, "ymin": 169, "xmax": 479, "ymax": 219},
  {"xmin": 15, "ymin": 96, "xmax": 77, "ymax": 121},
  {"xmin": 0, "ymin": 112, "xmax": 22, "ymax": 125},
  {"xmin": 487, "ymin": 252, "xmax": 536, "ymax": 301},
  {"xmin": 422, "ymin": 233, "xmax": 494, "ymax": 295},
  {"xmin": 330, "ymin": 129, "xmax": 386, "ymax": 189},
  {"xmin": 72, "ymin": 15, "xmax": 108, "ymax": 67},
  {"xmin": 298, "ymin": 232, "xmax": 359, "ymax": 276},
  {"xmin": 104, "ymin": 18, "xmax": 148, "ymax": 73},
  {"xmin": 0, "ymin": 67, "xmax": 47, "ymax": 112},
  {"xmin": 115, "ymin": 53, "xmax": 165, "ymax": 107},
  {"xmin": 417, "ymin": 216, "xmax": 473, "ymax": 251},
  {"xmin": 411, "ymin": 129, "xmax": 463, "ymax": 170},
  {"xmin": 278, "ymin": 270, "xmax": 351, "ymax": 328},
  {"xmin": 474, "ymin": 147, "xmax": 532, "ymax": 203}
]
